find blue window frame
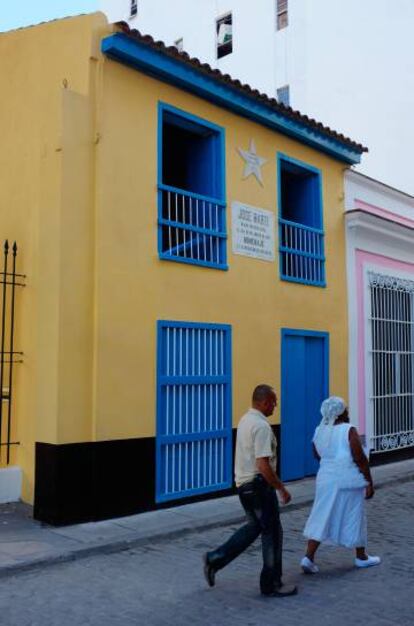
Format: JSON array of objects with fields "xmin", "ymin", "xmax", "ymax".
[
  {"xmin": 277, "ymin": 153, "xmax": 326, "ymax": 286},
  {"xmin": 156, "ymin": 321, "xmax": 233, "ymax": 503},
  {"xmin": 158, "ymin": 103, "xmax": 227, "ymax": 270}
]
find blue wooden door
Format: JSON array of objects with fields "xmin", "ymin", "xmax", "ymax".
[{"xmin": 281, "ymin": 329, "xmax": 329, "ymax": 481}]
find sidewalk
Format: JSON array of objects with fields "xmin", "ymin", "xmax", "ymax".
[{"xmin": 0, "ymin": 458, "xmax": 413, "ymax": 578}]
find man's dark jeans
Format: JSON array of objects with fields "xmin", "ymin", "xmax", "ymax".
[{"xmin": 207, "ymin": 475, "xmax": 283, "ymax": 594}]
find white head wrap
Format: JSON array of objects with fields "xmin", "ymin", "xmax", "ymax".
[{"xmin": 314, "ymin": 396, "xmax": 346, "ymax": 453}]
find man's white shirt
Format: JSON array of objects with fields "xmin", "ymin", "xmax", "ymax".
[{"xmin": 234, "ymin": 408, "xmax": 277, "ymax": 487}]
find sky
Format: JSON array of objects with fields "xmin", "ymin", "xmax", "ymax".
[{"xmin": 0, "ymin": 1, "xmax": 98, "ymax": 32}]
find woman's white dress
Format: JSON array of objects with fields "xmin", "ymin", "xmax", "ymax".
[{"xmin": 303, "ymin": 423, "xmax": 368, "ymax": 548}]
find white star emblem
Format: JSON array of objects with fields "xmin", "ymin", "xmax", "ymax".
[{"xmin": 237, "ymin": 139, "xmax": 267, "ymax": 186}]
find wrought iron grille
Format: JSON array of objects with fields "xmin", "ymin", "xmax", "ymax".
[
  {"xmin": 0, "ymin": 240, "xmax": 25, "ymax": 464},
  {"xmin": 369, "ymin": 272, "xmax": 414, "ymax": 453}
]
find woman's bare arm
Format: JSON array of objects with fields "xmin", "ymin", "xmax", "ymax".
[
  {"xmin": 349, "ymin": 427, "xmax": 374, "ymax": 498},
  {"xmin": 312, "ymin": 443, "xmax": 321, "ymax": 461}
]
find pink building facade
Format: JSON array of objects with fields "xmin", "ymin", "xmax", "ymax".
[{"xmin": 345, "ymin": 171, "xmax": 414, "ymax": 461}]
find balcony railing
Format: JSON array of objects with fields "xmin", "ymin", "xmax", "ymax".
[
  {"xmin": 279, "ymin": 218, "xmax": 325, "ymax": 286},
  {"xmin": 158, "ymin": 184, "xmax": 227, "ymax": 270}
]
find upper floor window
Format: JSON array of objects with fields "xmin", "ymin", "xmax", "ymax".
[
  {"xmin": 158, "ymin": 103, "xmax": 227, "ymax": 270},
  {"xmin": 174, "ymin": 38, "xmax": 184, "ymax": 52},
  {"xmin": 277, "ymin": 154, "xmax": 325, "ymax": 286},
  {"xmin": 277, "ymin": 85, "xmax": 290, "ymax": 107},
  {"xmin": 276, "ymin": 0, "xmax": 288, "ymax": 30},
  {"xmin": 216, "ymin": 13, "xmax": 233, "ymax": 59},
  {"xmin": 130, "ymin": 0, "xmax": 138, "ymax": 18}
]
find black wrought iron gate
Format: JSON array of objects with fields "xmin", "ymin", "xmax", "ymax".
[{"xmin": 0, "ymin": 240, "xmax": 25, "ymax": 465}]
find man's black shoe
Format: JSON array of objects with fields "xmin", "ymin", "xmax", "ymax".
[
  {"xmin": 203, "ymin": 553, "xmax": 216, "ymax": 587},
  {"xmin": 262, "ymin": 584, "xmax": 298, "ymax": 597}
]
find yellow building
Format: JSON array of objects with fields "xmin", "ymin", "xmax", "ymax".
[{"xmin": 0, "ymin": 13, "xmax": 366, "ymax": 524}]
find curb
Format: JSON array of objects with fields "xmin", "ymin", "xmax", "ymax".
[{"xmin": 2, "ymin": 470, "xmax": 413, "ymax": 579}]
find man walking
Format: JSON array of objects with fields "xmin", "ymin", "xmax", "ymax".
[{"xmin": 203, "ymin": 384, "xmax": 297, "ymax": 597}]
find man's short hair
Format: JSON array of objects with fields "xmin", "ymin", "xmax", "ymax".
[{"xmin": 252, "ymin": 384, "xmax": 275, "ymax": 403}]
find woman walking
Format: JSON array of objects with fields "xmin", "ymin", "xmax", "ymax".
[{"xmin": 301, "ymin": 396, "xmax": 380, "ymax": 573}]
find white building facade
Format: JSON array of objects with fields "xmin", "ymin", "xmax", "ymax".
[
  {"xmin": 345, "ymin": 171, "xmax": 414, "ymax": 459},
  {"xmin": 100, "ymin": 0, "xmax": 414, "ymax": 196}
]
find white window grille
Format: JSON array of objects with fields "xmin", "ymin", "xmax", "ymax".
[
  {"xmin": 216, "ymin": 13, "xmax": 232, "ymax": 59},
  {"xmin": 369, "ymin": 272, "xmax": 414, "ymax": 453},
  {"xmin": 276, "ymin": 0, "xmax": 288, "ymax": 30}
]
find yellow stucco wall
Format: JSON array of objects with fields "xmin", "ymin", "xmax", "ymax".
[
  {"xmin": 0, "ymin": 13, "xmax": 349, "ymax": 503},
  {"xmin": 0, "ymin": 14, "xmax": 107, "ymax": 499},
  {"xmin": 94, "ymin": 50, "xmax": 349, "ymax": 439}
]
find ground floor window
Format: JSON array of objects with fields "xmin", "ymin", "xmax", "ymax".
[
  {"xmin": 156, "ymin": 321, "xmax": 232, "ymax": 502},
  {"xmin": 369, "ymin": 272, "xmax": 414, "ymax": 453}
]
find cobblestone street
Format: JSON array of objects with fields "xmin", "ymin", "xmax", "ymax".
[{"xmin": 0, "ymin": 480, "xmax": 413, "ymax": 626}]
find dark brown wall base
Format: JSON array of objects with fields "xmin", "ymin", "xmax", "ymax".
[
  {"xmin": 34, "ymin": 425, "xmax": 281, "ymax": 526},
  {"xmin": 370, "ymin": 446, "xmax": 414, "ymax": 467}
]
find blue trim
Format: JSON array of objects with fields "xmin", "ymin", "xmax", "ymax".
[
  {"xmin": 155, "ymin": 319, "xmax": 165, "ymax": 502},
  {"xmin": 278, "ymin": 153, "xmax": 321, "ymax": 176},
  {"xmin": 280, "ymin": 328, "xmax": 330, "ymax": 480},
  {"xmin": 156, "ymin": 482, "xmax": 230, "ymax": 503},
  {"xmin": 281, "ymin": 328, "xmax": 329, "ymax": 340},
  {"xmin": 158, "ymin": 429, "xmax": 228, "ymax": 445},
  {"xmin": 278, "ymin": 217, "xmax": 324, "ymax": 235},
  {"xmin": 277, "ymin": 152, "xmax": 326, "ymax": 287},
  {"xmin": 277, "ymin": 152, "xmax": 324, "ymax": 229},
  {"xmin": 158, "ymin": 183, "xmax": 226, "ymax": 207},
  {"xmin": 158, "ymin": 254, "xmax": 229, "ymax": 271},
  {"xmin": 281, "ymin": 329, "xmax": 330, "ymax": 380},
  {"xmin": 158, "ymin": 219, "xmax": 227, "ymax": 239},
  {"xmin": 280, "ymin": 275, "xmax": 326, "ymax": 288},
  {"xmin": 157, "ymin": 102, "xmax": 227, "ymax": 270},
  {"xmin": 157, "ymin": 103, "xmax": 163, "ymax": 261},
  {"xmin": 159, "ymin": 374, "xmax": 230, "ymax": 385},
  {"xmin": 159, "ymin": 320, "xmax": 232, "ymax": 330},
  {"xmin": 156, "ymin": 320, "xmax": 233, "ymax": 503},
  {"xmin": 160, "ymin": 102, "xmax": 225, "ymax": 137},
  {"xmin": 158, "ymin": 101, "xmax": 225, "ymax": 202},
  {"xmin": 102, "ymin": 33, "xmax": 363, "ymax": 165},
  {"xmin": 281, "ymin": 329, "xmax": 330, "ymax": 378},
  {"xmin": 279, "ymin": 246, "xmax": 325, "ymax": 261},
  {"xmin": 226, "ymin": 323, "xmax": 233, "ymax": 488}
]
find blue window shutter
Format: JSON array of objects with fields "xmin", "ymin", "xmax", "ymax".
[
  {"xmin": 277, "ymin": 153, "xmax": 326, "ymax": 287},
  {"xmin": 156, "ymin": 321, "xmax": 233, "ymax": 502},
  {"xmin": 158, "ymin": 103, "xmax": 227, "ymax": 270}
]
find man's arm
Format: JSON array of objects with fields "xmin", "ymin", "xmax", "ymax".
[{"xmin": 256, "ymin": 457, "xmax": 291, "ymax": 504}]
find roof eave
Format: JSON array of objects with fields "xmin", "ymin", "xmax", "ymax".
[{"xmin": 102, "ymin": 33, "xmax": 363, "ymax": 165}]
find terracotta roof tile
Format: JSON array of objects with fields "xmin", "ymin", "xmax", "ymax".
[{"xmin": 115, "ymin": 22, "xmax": 367, "ymax": 154}]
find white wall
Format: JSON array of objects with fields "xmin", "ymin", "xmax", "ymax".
[
  {"xmin": 0, "ymin": 467, "xmax": 22, "ymax": 504},
  {"xmin": 300, "ymin": 0, "xmax": 414, "ymax": 195},
  {"xmin": 101, "ymin": 0, "xmax": 279, "ymax": 95},
  {"xmin": 100, "ymin": 0, "xmax": 414, "ymax": 195},
  {"xmin": 345, "ymin": 171, "xmax": 414, "ymax": 448}
]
